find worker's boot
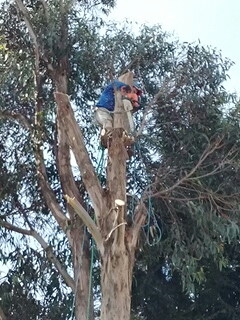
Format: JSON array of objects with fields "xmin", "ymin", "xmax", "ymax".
[
  {"xmin": 126, "ymin": 145, "xmax": 134, "ymax": 159},
  {"xmin": 100, "ymin": 128, "xmax": 113, "ymax": 148}
]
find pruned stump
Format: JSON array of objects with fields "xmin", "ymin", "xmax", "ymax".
[
  {"xmin": 101, "ymin": 127, "xmax": 135, "ymax": 158},
  {"xmin": 108, "ymin": 129, "xmax": 128, "ymax": 161},
  {"xmin": 122, "ymin": 131, "xmax": 135, "ymax": 147},
  {"xmin": 100, "ymin": 128, "xmax": 113, "ymax": 148}
]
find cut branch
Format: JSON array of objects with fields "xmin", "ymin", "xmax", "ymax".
[
  {"xmin": 65, "ymin": 195, "xmax": 104, "ymax": 255},
  {"xmin": 105, "ymin": 222, "xmax": 127, "ymax": 242}
]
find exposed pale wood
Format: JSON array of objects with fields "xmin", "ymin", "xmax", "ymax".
[
  {"xmin": 105, "ymin": 222, "xmax": 127, "ymax": 241},
  {"xmin": 115, "ymin": 199, "xmax": 125, "ymax": 206},
  {"xmin": 100, "ymin": 247, "xmax": 134, "ymax": 320},
  {"xmin": 118, "ymin": 71, "xmax": 134, "ymax": 88},
  {"xmin": 113, "ymin": 92, "xmax": 129, "ymax": 132},
  {"xmin": 65, "ymin": 195, "xmax": 104, "ymax": 255}
]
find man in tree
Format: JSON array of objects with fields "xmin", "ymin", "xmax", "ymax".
[{"xmin": 94, "ymin": 77, "xmax": 142, "ymax": 148}]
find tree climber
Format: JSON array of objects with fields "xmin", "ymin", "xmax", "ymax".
[{"xmin": 94, "ymin": 78, "xmax": 142, "ymax": 148}]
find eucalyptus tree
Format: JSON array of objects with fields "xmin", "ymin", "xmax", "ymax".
[{"xmin": 0, "ymin": 1, "xmax": 240, "ymax": 319}]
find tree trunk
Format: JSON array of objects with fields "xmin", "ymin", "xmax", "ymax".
[
  {"xmin": 54, "ymin": 91, "xmax": 146, "ymax": 320},
  {"xmin": 72, "ymin": 223, "xmax": 93, "ymax": 320},
  {"xmin": 54, "ymin": 70, "xmax": 93, "ymax": 320},
  {"xmin": 100, "ymin": 246, "xmax": 135, "ymax": 320},
  {"xmin": 99, "ymin": 92, "xmax": 142, "ymax": 320}
]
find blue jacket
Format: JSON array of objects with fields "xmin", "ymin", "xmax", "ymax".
[{"xmin": 96, "ymin": 80, "xmax": 127, "ymax": 111}]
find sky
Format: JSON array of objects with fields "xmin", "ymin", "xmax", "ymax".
[{"xmin": 108, "ymin": 0, "xmax": 240, "ymax": 94}]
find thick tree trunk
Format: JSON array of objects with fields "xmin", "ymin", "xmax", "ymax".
[
  {"xmin": 54, "ymin": 91, "xmax": 146, "ymax": 320},
  {"xmin": 72, "ymin": 223, "xmax": 93, "ymax": 320},
  {"xmin": 99, "ymin": 92, "xmax": 141, "ymax": 320},
  {"xmin": 100, "ymin": 246, "xmax": 135, "ymax": 320}
]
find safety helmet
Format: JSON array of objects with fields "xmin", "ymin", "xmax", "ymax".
[{"xmin": 133, "ymin": 79, "xmax": 143, "ymax": 96}]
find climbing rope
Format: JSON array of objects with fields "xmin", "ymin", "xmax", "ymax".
[
  {"xmin": 86, "ymin": 146, "xmax": 106, "ymax": 319},
  {"xmin": 87, "ymin": 237, "xmax": 95, "ymax": 320},
  {"xmin": 70, "ymin": 67, "xmax": 161, "ymax": 318},
  {"xmin": 131, "ymin": 141, "xmax": 162, "ymax": 246},
  {"xmin": 70, "ymin": 147, "xmax": 106, "ymax": 320},
  {"xmin": 96, "ymin": 144, "xmax": 106, "ymax": 183},
  {"xmin": 70, "ymin": 226, "xmax": 87, "ymax": 320},
  {"xmin": 130, "ymin": 67, "xmax": 163, "ymax": 245}
]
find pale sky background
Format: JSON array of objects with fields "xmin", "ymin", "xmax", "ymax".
[{"xmin": 108, "ymin": 0, "xmax": 240, "ymax": 94}]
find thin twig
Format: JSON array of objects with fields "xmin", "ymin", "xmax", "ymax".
[{"xmin": 105, "ymin": 222, "xmax": 127, "ymax": 242}]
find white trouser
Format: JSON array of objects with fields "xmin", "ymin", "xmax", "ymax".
[
  {"xmin": 94, "ymin": 108, "xmax": 113, "ymax": 129},
  {"xmin": 94, "ymin": 101, "xmax": 134, "ymax": 133}
]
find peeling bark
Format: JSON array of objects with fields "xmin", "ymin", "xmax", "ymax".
[
  {"xmin": 59, "ymin": 88, "xmax": 147, "ymax": 319},
  {"xmin": 54, "ymin": 92, "xmax": 104, "ymax": 221},
  {"xmin": 99, "ymin": 93, "xmax": 146, "ymax": 320},
  {"xmin": 54, "ymin": 68, "xmax": 94, "ymax": 319},
  {"xmin": 13, "ymin": 3, "xmax": 148, "ymax": 319},
  {"xmin": 100, "ymin": 247, "xmax": 133, "ymax": 320}
]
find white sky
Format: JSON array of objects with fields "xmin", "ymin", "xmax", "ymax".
[{"xmin": 108, "ymin": 0, "xmax": 240, "ymax": 94}]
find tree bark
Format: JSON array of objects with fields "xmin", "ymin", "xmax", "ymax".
[
  {"xmin": 100, "ymin": 246, "xmax": 135, "ymax": 320},
  {"xmin": 54, "ymin": 75, "xmax": 93, "ymax": 319},
  {"xmin": 56, "ymin": 89, "xmax": 146, "ymax": 320},
  {"xmin": 12, "ymin": 2, "xmax": 146, "ymax": 320},
  {"xmin": 99, "ymin": 92, "xmax": 145, "ymax": 320}
]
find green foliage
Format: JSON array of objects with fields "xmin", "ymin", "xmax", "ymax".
[
  {"xmin": 131, "ymin": 244, "xmax": 240, "ymax": 320},
  {"xmin": 0, "ymin": 244, "xmax": 73, "ymax": 319},
  {"xmin": 0, "ymin": 0, "xmax": 240, "ymax": 318}
]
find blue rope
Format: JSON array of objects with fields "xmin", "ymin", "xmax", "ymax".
[
  {"xmin": 85, "ymin": 147, "xmax": 106, "ymax": 319},
  {"xmin": 96, "ymin": 145, "xmax": 106, "ymax": 183},
  {"xmin": 131, "ymin": 141, "xmax": 162, "ymax": 245},
  {"xmin": 87, "ymin": 237, "xmax": 94, "ymax": 320}
]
